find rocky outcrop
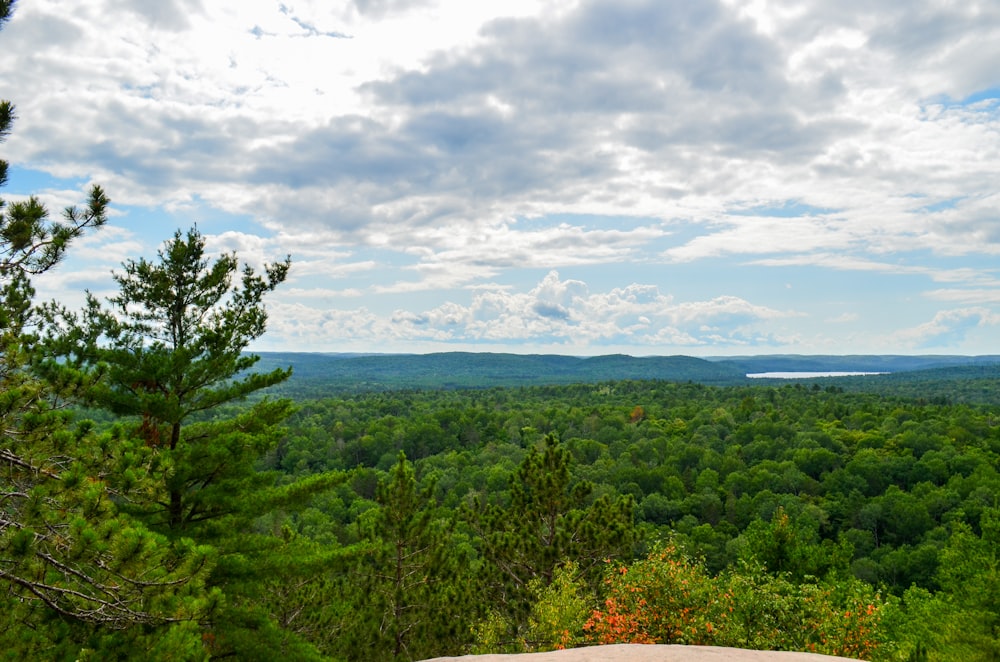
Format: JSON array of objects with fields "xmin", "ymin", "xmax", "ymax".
[{"xmin": 422, "ymin": 644, "xmax": 864, "ymax": 662}]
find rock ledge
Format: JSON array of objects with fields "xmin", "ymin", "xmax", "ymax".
[{"xmin": 422, "ymin": 644, "xmax": 862, "ymax": 662}]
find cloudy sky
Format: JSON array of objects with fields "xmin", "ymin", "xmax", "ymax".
[{"xmin": 2, "ymin": 0, "xmax": 999, "ymax": 355}]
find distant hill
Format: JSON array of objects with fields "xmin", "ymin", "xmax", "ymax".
[
  {"xmin": 253, "ymin": 351, "xmax": 1000, "ymax": 397},
  {"xmin": 254, "ymin": 352, "xmax": 744, "ymax": 393},
  {"xmin": 708, "ymin": 354, "xmax": 1000, "ymax": 374}
]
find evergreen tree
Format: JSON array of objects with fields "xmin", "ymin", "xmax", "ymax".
[
  {"xmin": 336, "ymin": 453, "xmax": 473, "ymax": 661},
  {"xmin": 58, "ymin": 226, "xmax": 345, "ymax": 658},
  {"xmin": 1, "ymin": 3, "xmax": 213, "ymax": 655},
  {"xmin": 467, "ymin": 433, "xmax": 635, "ymax": 641},
  {"xmin": 75, "ymin": 226, "xmax": 293, "ymax": 537}
]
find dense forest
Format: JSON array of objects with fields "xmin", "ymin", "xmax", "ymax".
[
  {"xmin": 3, "ymin": 3, "xmax": 1000, "ymax": 659},
  {"xmin": 259, "ymin": 377, "xmax": 1000, "ymax": 660}
]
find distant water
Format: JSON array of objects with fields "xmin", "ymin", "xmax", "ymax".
[{"xmin": 746, "ymin": 371, "xmax": 888, "ymax": 379}]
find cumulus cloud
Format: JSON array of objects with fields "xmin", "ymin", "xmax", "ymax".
[
  {"xmin": 4, "ymin": 0, "xmax": 1000, "ymax": 353},
  {"xmin": 262, "ymin": 270, "xmax": 796, "ymax": 350},
  {"xmin": 6, "ymin": 0, "xmax": 999, "ymax": 256}
]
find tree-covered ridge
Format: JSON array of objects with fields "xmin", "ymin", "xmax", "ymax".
[
  {"xmin": 254, "ymin": 352, "xmax": 748, "ymax": 392},
  {"xmin": 254, "ymin": 350, "xmax": 1000, "ymax": 404}
]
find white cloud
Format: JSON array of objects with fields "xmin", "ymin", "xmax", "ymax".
[
  {"xmin": 260, "ymin": 270, "xmax": 797, "ymax": 351},
  {"xmin": 8, "ymin": 0, "xmax": 1000, "ymax": 258},
  {"xmin": 750, "ymin": 253, "xmax": 1000, "ymax": 288},
  {"xmin": 4, "ymin": 0, "xmax": 1000, "ymax": 354},
  {"xmin": 924, "ymin": 289, "xmax": 1000, "ymax": 305},
  {"xmin": 892, "ymin": 307, "xmax": 1000, "ymax": 349}
]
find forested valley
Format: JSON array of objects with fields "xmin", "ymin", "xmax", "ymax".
[
  {"xmin": 260, "ymin": 377, "xmax": 1000, "ymax": 661},
  {"xmin": 3, "ymin": 3, "xmax": 1000, "ymax": 659}
]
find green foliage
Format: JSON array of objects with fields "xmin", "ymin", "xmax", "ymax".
[
  {"xmin": 472, "ymin": 561, "xmax": 591, "ymax": 654},
  {"xmin": 273, "ymin": 377, "xmax": 1000, "ymax": 659},
  {"xmin": 57, "ymin": 227, "xmax": 355, "ymax": 658},
  {"xmin": 525, "ymin": 562, "xmax": 591, "ymax": 651},
  {"xmin": 1, "ymin": 9, "xmax": 216, "ymax": 653},
  {"xmin": 467, "ymin": 433, "xmax": 635, "ymax": 640},
  {"xmin": 584, "ymin": 545, "xmax": 890, "ymax": 659},
  {"xmin": 882, "ymin": 510, "xmax": 1000, "ymax": 661},
  {"xmin": 721, "ymin": 560, "xmax": 890, "ymax": 658},
  {"xmin": 730, "ymin": 506, "xmax": 852, "ymax": 581},
  {"xmin": 329, "ymin": 453, "xmax": 474, "ymax": 661},
  {"xmin": 0, "ymin": 606, "xmax": 213, "ymax": 662},
  {"xmin": 66, "ymin": 227, "xmax": 292, "ymax": 535}
]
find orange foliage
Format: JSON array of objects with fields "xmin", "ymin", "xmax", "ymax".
[{"xmin": 583, "ymin": 547, "xmax": 730, "ymax": 646}]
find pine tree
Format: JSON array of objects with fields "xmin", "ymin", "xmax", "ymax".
[
  {"xmin": 467, "ymin": 434, "xmax": 635, "ymax": 642},
  {"xmin": 60, "ymin": 226, "xmax": 344, "ymax": 658},
  {"xmin": 76, "ymin": 226, "xmax": 293, "ymax": 537},
  {"xmin": 1, "ymin": 3, "xmax": 213, "ymax": 655},
  {"xmin": 336, "ymin": 453, "xmax": 474, "ymax": 661}
]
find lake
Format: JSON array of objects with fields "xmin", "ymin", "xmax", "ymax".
[{"xmin": 746, "ymin": 371, "xmax": 888, "ymax": 379}]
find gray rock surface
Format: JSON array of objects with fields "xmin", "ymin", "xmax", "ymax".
[{"xmin": 422, "ymin": 644, "xmax": 863, "ymax": 662}]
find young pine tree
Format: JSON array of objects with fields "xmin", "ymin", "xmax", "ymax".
[
  {"xmin": 467, "ymin": 434, "xmax": 635, "ymax": 641},
  {"xmin": 62, "ymin": 226, "xmax": 346, "ymax": 659},
  {"xmin": 335, "ymin": 453, "xmax": 473, "ymax": 661}
]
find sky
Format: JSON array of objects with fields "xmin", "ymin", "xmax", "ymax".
[{"xmin": 2, "ymin": 0, "xmax": 999, "ymax": 356}]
